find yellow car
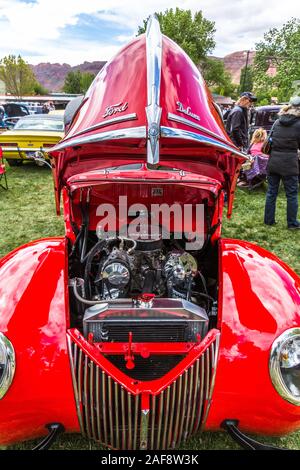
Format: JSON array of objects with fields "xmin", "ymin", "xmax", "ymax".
[{"xmin": 0, "ymin": 114, "xmax": 64, "ymax": 166}]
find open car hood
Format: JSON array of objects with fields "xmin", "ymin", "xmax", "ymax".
[{"xmin": 50, "ymin": 17, "xmax": 246, "ymax": 217}]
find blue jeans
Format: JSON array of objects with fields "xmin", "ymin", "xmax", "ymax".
[{"xmin": 264, "ymin": 174, "xmax": 299, "ymax": 227}]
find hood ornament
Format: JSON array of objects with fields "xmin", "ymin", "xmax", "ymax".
[{"xmin": 145, "ymin": 15, "xmax": 162, "ymax": 165}]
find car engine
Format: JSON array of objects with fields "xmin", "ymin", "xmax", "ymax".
[{"xmin": 81, "ymin": 236, "xmax": 201, "ymax": 303}]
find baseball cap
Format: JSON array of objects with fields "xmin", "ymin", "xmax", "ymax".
[
  {"xmin": 289, "ymin": 96, "xmax": 300, "ymax": 107},
  {"xmin": 240, "ymin": 92, "xmax": 257, "ymax": 102}
]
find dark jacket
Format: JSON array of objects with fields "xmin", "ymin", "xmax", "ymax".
[
  {"xmin": 267, "ymin": 109, "xmax": 300, "ymax": 176},
  {"xmin": 225, "ymin": 105, "xmax": 249, "ymax": 149}
]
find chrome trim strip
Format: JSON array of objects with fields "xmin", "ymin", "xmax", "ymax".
[
  {"xmin": 168, "ymin": 381, "xmax": 176, "ymax": 448},
  {"xmin": 146, "ymin": 14, "xmax": 162, "ymax": 165},
  {"xmin": 67, "ymin": 113, "xmax": 138, "ymax": 140},
  {"xmin": 202, "ymin": 334, "xmax": 221, "ymax": 426},
  {"xmin": 161, "ymin": 126, "xmax": 248, "ymax": 159},
  {"xmin": 162, "ymin": 386, "xmax": 170, "ymax": 449},
  {"xmin": 114, "ymin": 382, "xmax": 120, "ymax": 449},
  {"xmin": 102, "ymin": 370, "xmax": 108, "ymax": 443},
  {"xmin": 66, "ymin": 338, "xmax": 84, "ymax": 431},
  {"xmin": 140, "ymin": 408, "xmax": 150, "ymax": 450},
  {"xmin": 184, "ymin": 364, "xmax": 194, "ymax": 439},
  {"xmin": 84, "ymin": 355, "xmax": 91, "ymax": 439},
  {"xmin": 90, "ymin": 360, "xmax": 96, "ymax": 440},
  {"xmin": 269, "ymin": 327, "xmax": 300, "ymax": 406},
  {"xmin": 0, "ymin": 333, "xmax": 16, "ymax": 400},
  {"xmin": 50, "ymin": 126, "xmax": 147, "ymax": 152},
  {"xmin": 189, "ymin": 360, "xmax": 199, "ymax": 436},
  {"xmin": 3, "ymin": 147, "xmax": 51, "ymax": 152},
  {"xmin": 172, "ymin": 374, "xmax": 182, "ymax": 448},
  {"xmin": 95, "ymin": 365, "xmax": 101, "ymax": 441},
  {"xmin": 150, "ymin": 395, "xmax": 156, "ymax": 449},
  {"xmin": 133, "ymin": 394, "xmax": 139, "ymax": 450},
  {"xmin": 168, "ymin": 112, "xmax": 235, "ymax": 147},
  {"xmin": 156, "ymin": 391, "xmax": 164, "ymax": 449},
  {"xmin": 108, "ymin": 376, "xmax": 114, "ymax": 447},
  {"xmin": 177, "ymin": 370, "xmax": 188, "ymax": 447},
  {"xmin": 127, "ymin": 392, "xmax": 132, "ymax": 449},
  {"xmin": 194, "ymin": 354, "xmax": 204, "ymax": 432},
  {"xmin": 121, "ymin": 387, "xmax": 126, "ymax": 449}
]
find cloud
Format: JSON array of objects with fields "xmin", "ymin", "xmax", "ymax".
[{"xmin": 0, "ymin": 0, "xmax": 297, "ymax": 64}]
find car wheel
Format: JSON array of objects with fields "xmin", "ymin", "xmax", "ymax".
[{"xmin": 6, "ymin": 159, "xmax": 23, "ymax": 167}]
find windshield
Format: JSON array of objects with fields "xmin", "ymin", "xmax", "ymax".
[{"xmin": 14, "ymin": 118, "xmax": 64, "ymax": 131}]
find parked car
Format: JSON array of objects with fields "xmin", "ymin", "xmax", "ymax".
[
  {"xmin": 0, "ymin": 17, "xmax": 299, "ymax": 451},
  {"xmin": 249, "ymin": 105, "xmax": 281, "ymax": 139},
  {"xmin": 0, "ymin": 103, "xmax": 30, "ymax": 130},
  {"xmin": 0, "ymin": 114, "xmax": 64, "ymax": 166},
  {"xmin": 3, "ymin": 102, "xmax": 30, "ymax": 118}
]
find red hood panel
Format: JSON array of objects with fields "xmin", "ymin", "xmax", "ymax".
[{"xmin": 50, "ymin": 21, "xmax": 246, "ymax": 217}]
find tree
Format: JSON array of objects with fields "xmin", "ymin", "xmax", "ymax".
[
  {"xmin": 63, "ymin": 70, "xmax": 95, "ymax": 94},
  {"xmin": 253, "ymin": 18, "xmax": 300, "ymax": 102},
  {"xmin": 63, "ymin": 70, "xmax": 82, "ymax": 94},
  {"xmin": 201, "ymin": 58, "xmax": 236, "ymax": 96},
  {"xmin": 239, "ymin": 65, "xmax": 254, "ymax": 94},
  {"xmin": 80, "ymin": 72, "xmax": 95, "ymax": 93},
  {"xmin": 137, "ymin": 8, "xmax": 216, "ymax": 66},
  {"xmin": 0, "ymin": 55, "xmax": 38, "ymax": 98},
  {"xmin": 137, "ymin": 9, "xmax": 236, "ymax": 97},
  {"xmin": 33, "ymin": 81, "xmax": 49, "ymax": 95}
]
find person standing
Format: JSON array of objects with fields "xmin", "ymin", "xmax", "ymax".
[
  {"xmin": 264, "ymin": 96, "xmax": 300, "ymax": 229},
  {"xmin": 225, "ymin": 92, "xmax": 257, "ymax": 151}
]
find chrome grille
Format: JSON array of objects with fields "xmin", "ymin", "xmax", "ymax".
[{"xmin": 67, "ymin": 335, "xmax": 219, "ymax": 450}]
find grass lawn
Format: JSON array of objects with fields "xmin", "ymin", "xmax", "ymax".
[{"xmin": 1, "ymin": 164, "xmax": 300, "ymax": 450}]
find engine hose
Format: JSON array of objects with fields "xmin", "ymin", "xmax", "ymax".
[
  {"xmin": 71, "ymin": 278, "xmax": 108, "ymax": 306},
  {"xmin": 192, "ymin": 291, "xmax": 215, "ymax": 304},
  {"xmin": 197, "ymin": 271, "xmax": 208, "ymax": 295},
  {"xmin": 71, "ymin": 225, "xmax": 84, "ymax": 256},
  {"xmin": 83, "ymin": 240, "xmax": 108, "ymax": 298},
  {"xmin": 80, "ymin": 201, "xmax": 90, "ymax": 264},
  {"xmin": 186, "ymin": 276, "xmax": 193, "ymax": 301}
]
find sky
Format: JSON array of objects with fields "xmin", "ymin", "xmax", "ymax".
[{"xmin": 0, "ymin": 0, "xmax": 298, "ymax": 65}]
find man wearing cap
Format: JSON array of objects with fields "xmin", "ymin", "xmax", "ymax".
[
  {"xmin": 264, "ymin": 96, "xmax": 300, "ymax": 229},
  {"xmin": 225, "ymin": 92, "xmax": 257, "ymax": 151}
]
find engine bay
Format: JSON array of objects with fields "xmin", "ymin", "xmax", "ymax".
[
  {"xmin": 69, "ymin": 233, "xmax": 218, "ymax": 329},
  {"xmin": 67, "ymin": 177, "xmax": 220, "ymax": 379}
]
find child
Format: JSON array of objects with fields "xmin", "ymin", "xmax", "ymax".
[
  {"xmin": 238, "ymin": 128, "xmax": 269, "ymax": 188},
  {"xmin": 249, "ymin": 128, "xmax": 268, "ymax": 157}
]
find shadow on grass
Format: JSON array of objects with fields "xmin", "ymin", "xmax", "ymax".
[{"xmin": 6, "ymin": 428, "xmax": 300, "ymax": 451}]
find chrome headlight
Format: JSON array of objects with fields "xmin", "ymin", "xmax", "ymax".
[
  {"xmin": 269, "ymin": 328, "xmax": 300, "ymax": 406},
  {"xmin": 0, "ymin": 332, "xmax": 16, "ymax": 399}
]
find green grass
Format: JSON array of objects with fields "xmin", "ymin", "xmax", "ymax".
[{"xmin": 1, "ymin": 165, "xmax": 300, "ymax": 450}]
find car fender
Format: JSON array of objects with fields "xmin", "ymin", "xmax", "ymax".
[
  {"xmin": 0, "ymin": 237, "xmax": 79, "ymax": 445},
  {"xmin": 205, "ymin": 238, "xmax": 300, "ymax": 435}
]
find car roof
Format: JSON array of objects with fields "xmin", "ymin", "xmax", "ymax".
[
  {"xmin": 254, "ymin": 105, "xmax": 281, "ymax": 112},
  {"xmin": 18, "ymin": 114, "xmax": 63, "ymax": 120}
]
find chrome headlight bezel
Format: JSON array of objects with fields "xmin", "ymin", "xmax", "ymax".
[
  {"xmin": 269, "ymin": 327, "xmax": 300, "ymax": 406},
  {"xmin": 0, "ymin": 332, "xmax": 16, "ymax": 399}
]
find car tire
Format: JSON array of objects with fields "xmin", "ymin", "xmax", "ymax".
[{"xmin": 6, "ymin": 159, "xmax": 23, "ymax": 167}]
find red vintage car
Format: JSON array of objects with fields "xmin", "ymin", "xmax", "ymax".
[{"xmin": 0, "ymin": 17, "xmax": 299, "ymax": 451}]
